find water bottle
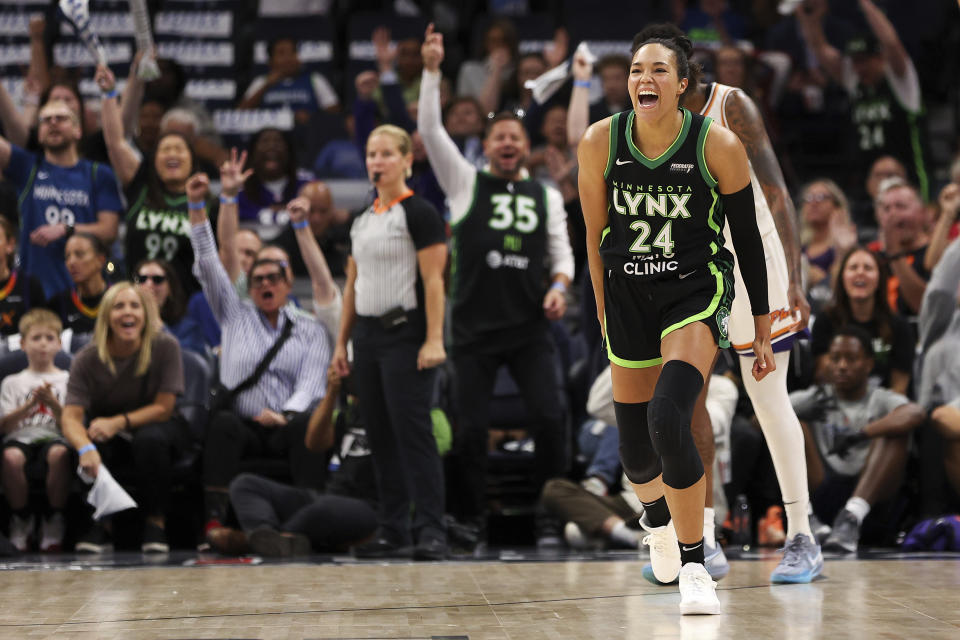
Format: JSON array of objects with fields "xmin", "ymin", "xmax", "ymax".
[{"xmin": 731, "ymin": 494, "xmax": 752, "ymax": 551}]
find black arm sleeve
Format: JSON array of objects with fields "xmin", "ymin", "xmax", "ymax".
[{"xmin": 723, "ymin": 183, "xmax": 769, "ymax": 316}]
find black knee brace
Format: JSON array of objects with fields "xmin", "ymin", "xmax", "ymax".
[
  {"xmin": 648, "ymin": 360, "xmax": 705, "ymax": 489},
  {"xmin": 614, "ymin": 401, "xmax": 662, "ymax": 485}
]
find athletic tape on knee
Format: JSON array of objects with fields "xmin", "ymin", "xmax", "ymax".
[
  {"xmin": 614, "ymin": 401, "xmax": 662, "ymax": 485},
  {"xmin": 648, "ymin": 361, "xmax": 705, "ymax": 489}
]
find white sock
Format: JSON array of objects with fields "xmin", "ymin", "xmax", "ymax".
[
  {"xmin": 844, "ymin": 497, "xmax": 871, "ymax": 525},
  {"xmin": 740, "ymin": 351, "xmax": 813, "ymax": 540},
  {"xmin": 703, "ymin": 507, "xmax": 716, "ymax": 547},
  {"xmin": 610, "ymin": 521, "xmax": 640, "ymax": 548}
]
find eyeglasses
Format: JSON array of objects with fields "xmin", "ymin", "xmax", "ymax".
[
  {"xmin": 38, "ymin": 113, "xmax": 74, "ymax": 126},
  {"xmin": 134, "ymin": 274, "xmax": 167, "ymax": 285},
  {"xmin": 803, "ymin": 193, "xmax": 834, "ymax": 204},
  {"xmin": 250, "ymin": 272, "xmax": 285, "ymax": 288}
]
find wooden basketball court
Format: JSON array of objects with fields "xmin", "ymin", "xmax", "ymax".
[{"xmin": 1, "ymin": 550, "xmax": 958, "ymax": 639}]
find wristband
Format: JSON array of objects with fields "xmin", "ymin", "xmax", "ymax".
[
  {"xmin": 103, "ymin": 88, "xmax": 119, "ymax": 99},
  {"xmin": 573, "ymin": 80, "xmax": 591, "ymax": 88},
  {"xmin": 550, "ymin": 281, "xmax": 567, "ymax": 293},
  {"xmin": 291, "ymin": 220, "xmax": 309, "ymax": 230},
  {"xmin": 187, "ymin": 200, "xmax": 206, "ymax": 210},
  {"xmin": 77, "ymin": 443, "xmax": 96, "ymax": 455},
  {"xmin": 123, "ymin": 413, "xmax": 131, "ymax": 430},
  {"xmin": 219, "ymin": 195, "xmax": 238, "ymax": 205}
]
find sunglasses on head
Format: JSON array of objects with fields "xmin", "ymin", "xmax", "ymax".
[
  {"xmin": 134, "ymin": 274, "xmax": 167, "ymax": 285},
  {"xmin": 250, "ymin": 272, "xmax": 285, "ymax": 288}
]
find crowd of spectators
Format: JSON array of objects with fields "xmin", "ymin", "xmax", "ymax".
[{"xmin": 0, "ymin": 0, "xmax": 957, "ymax": 556}]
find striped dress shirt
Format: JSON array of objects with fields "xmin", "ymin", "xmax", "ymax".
[{"xmin": 190, "ymin": 219, "xmax": 329, "ymax": 418}]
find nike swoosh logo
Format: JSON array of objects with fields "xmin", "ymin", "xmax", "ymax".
[
  {"xmin": 678, "ymin": 270, "xmax": 696, "ymax": 279},
  {"xmin": 681, "ymin": 544, "xmax": 702, "ymax": 552},
  {"xmin": 615, "ymin": 158, "xmax": 633, "ymax": 165}
]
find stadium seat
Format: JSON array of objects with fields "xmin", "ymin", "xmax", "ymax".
[
  {"xmin": 178, "ymin": 348, "xmax": 213, "ymax": 445},
  {"xmin": 0, "ymin": 350, "xmax": 72, "ymax": 385}
]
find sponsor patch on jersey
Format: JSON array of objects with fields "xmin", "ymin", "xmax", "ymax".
[{"xmin": 669, "ymin": 162, "xmax": 694, "ymax": 174}]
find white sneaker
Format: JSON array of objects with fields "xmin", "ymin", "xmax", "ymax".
[
  {"xmin": 40, "ymin": 512, "xmax": 65, "ymax": 552},
  {"xmin": 640, "ymin": 514, "xmax": 681, "ymax": 584},
  {"xmin": 9, "ymin": 514, "xmax": 34, "ymax": 552},
  {"xmin": 678, "ymin": 563, "xmax": 721, "ymax": 615}
]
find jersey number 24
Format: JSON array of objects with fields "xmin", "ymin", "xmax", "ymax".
[{"xmin": 629, "ymin": 219, "xmax": 675, "ymax": 256}]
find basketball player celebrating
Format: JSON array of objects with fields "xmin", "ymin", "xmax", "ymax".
[
  {"xmin": 633, "ymin": 24, "xmax": 822, "ymax": 584},
  {"xmin": 578, "ymin": 35, "xmax": 774, "ymax": 615}
]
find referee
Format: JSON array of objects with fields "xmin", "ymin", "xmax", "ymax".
[{"xmin": 331, "ymin": 125, "xmax": 448, "ymax": 561}]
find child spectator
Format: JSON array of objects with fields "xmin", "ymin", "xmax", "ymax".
[{"xmin": 0, "ymin": 309, "xmax": 71, "ymax": 552}]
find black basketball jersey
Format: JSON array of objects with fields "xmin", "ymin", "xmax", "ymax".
[
  {"xmin": 449, "ymin": 172, "xmax": 549, "ymax": 347},
  {"xmin": 850, "ymin": 78, "xmax": 930, "ymax": 200},
  {"xmin": 601, "ymin": 108, "xmax": 732, "ymax": 280}
]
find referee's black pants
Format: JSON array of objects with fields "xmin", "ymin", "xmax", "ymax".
[
  {"xmin": 352, "ymin": 316, "xmax": 445, "ymax": 546},
  {"xmin": 453, "ymin": 330, "xmax": 566, "ymax": 520}
]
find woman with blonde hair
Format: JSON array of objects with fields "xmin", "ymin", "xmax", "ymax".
[
  {"xmin": 61, "ymin": 281, "xmax": 187, "ymax": 553},
  {"xmin": 799, "ymin": 179, "xmax": 857, "ymax": 291},
  {"xmin": 332, "ymin": 123, "xmax": 448, "ymax": 560}
]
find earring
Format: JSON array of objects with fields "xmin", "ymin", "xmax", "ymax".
[{"xmin": 405, "ymin": 166, "xmax": 413, "ymax": 178}]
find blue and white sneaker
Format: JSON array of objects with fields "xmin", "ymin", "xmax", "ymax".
[
  {"xmin": 642, "ymin": 541, "xmax": 728, "ymax": 585},
  {"xmin": 704, "ymin": 541, "xmax": 729, "ymax": 580},
  {"xmin": 770, "ymin": 533, "xmax": 824, "ymax": 583}
]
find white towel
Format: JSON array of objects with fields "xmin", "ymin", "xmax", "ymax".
[
  {"xmin": 523, "ymin": 41, "xmax": 598, "ymax": 105},
  {"xmin": 78, "ymin": 464, "xmax": 137, "ymax": 520}
]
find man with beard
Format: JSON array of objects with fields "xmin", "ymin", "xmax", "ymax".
[
  {"xmin": 0, "ymin": 99, "xmax": 121, "ymax": 298},
  {"xmin": 417, "ymin": 25, "xmax": 575, "ymax": 541}
]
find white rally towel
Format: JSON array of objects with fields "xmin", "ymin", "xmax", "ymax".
[
  {"xmin": 129, "ymin": 0, "xmax": 160, "ymax": 80},
  {"xmin": 78, "ymin": 464, "xmax": 137, "ymax": 520},
  {"xmin": 59, "ymin": 0, "xmax": 108, "ymax": 66},
  {"xmin": 523, "ymin": 41, "xmax": 597, "ymax": 105}
]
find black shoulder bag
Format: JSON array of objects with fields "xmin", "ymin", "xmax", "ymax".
[{"xmin": 209, "ymin": 318, "xmax": 294, "ymax": 416}]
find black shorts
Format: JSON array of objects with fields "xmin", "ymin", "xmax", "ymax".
[
  {"xmin": 603, "ymin": 260, "xmax": 734, "ymax": 368},
  {"xmin": 2, "ymin": 439, "xmax": 70, "ymax": 481}
]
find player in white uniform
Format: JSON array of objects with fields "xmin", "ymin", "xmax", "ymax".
[
  {"xmin": 568, "ymin": 24, "xmax": 822, "ymax": 583},
  {"xmin": 700, "ymin": 80, "xmax": 822, "ymax": 582}
]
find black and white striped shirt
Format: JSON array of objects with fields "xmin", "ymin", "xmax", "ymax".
[
  {"xmin": 350, "ymin": 193, "xmax": 446, "ymax": 317},
  {"xmin": 190, "ymin": 219, "xmax": 329, "ymax": 418}
]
